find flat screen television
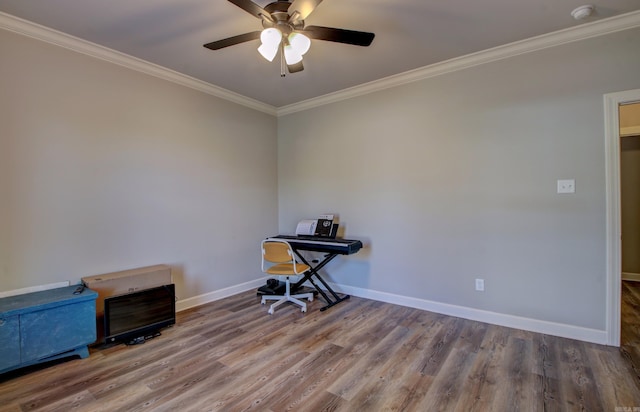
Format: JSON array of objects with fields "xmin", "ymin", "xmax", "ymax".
[{"xmin": 104, "ymin": 284, "xmax": 175, "ymax": 345}]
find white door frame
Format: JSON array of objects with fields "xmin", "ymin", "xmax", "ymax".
[{"xmin": 604, "ymin": 88, "xmax": 640, "ymax": 346}]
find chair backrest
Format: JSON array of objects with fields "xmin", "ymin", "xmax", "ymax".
[{"xmin": 261, "ymin": 239, "xmax": 307, "ymax": 275}]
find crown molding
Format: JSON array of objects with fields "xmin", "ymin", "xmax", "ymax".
[
  {"xmin": 2, "ymin": 10, "xmax": 639, "ymax": 118},
  {"xmin": 0, "ymin": 12, "xmax": 277, "ymax": 116},
  {"xmin": 277, "ymin": 10, "xmax": 640, "ymax": 116}
]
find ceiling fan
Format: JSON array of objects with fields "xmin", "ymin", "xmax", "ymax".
[{"xmin": 203, "ymin": 0, "xmax": 375, "ymax": 76}]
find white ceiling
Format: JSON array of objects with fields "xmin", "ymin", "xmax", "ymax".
[{"xmin": 1, "ymin": 0, "xmax": 639, "ymax": 108}]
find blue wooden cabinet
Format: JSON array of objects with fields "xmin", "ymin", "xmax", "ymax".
[{"xmin": 0, "ymin": 286, "xmax": 98, "ymax": 374}]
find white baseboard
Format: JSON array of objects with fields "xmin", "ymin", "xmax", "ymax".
[
  {"xmin": 622, "ymin": 272, "xmax": 640, "ymax": 282},
  {"xmin": 315, "ymin": 281, "xmax": 608, "ymax": 345},
  {"xmin": 176, "ymin": 277, "xmax": 607, "ymax": 345},
  {"xmin": 175, "ymin": 277, "xmax": 268, "ymax": 312},
  {"xmin": 5, "ymin": 277, "xmax": 607, "ymax": 344},
  {"xmin": 0, "ymin": 281, "xmax": 71, "ymax": 298}
]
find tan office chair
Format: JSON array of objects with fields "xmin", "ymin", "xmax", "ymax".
[{"xmin": 261, "ymin": 239, "xmax": 314, "ymax": 314}]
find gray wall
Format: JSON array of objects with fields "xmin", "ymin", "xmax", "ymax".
[
  {"xmin": 0, "ymin": 29, "xmax": 278, "ymax": 299},
  {"xmin": 278, "ymin": 28, "xmax": 640, "ymax": 331},
  {"xmin": 3, "ymin": 18, "xmax": 640, "ymax": 335}
]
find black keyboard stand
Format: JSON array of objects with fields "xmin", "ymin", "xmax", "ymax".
[
  {"xmin": 291, "ymin": 250, "xmax": 351, "ymax": 311},
  {"xmin": 265, "ymin": 235, "xmax": 362, "ymax": 312}
]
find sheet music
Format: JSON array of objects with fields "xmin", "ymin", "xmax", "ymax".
[{"xmin": 295, "ymin": 219, "xmax": 317, "ymax": 236}]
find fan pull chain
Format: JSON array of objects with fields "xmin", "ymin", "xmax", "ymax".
[{"xmin": 280, "ymin": 43, "xmax": 286, "ymax": 77}]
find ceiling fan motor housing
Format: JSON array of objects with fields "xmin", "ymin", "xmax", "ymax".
[{"xmin": 261, "ymin": 1, "xmax": 304, "ymax": 34}]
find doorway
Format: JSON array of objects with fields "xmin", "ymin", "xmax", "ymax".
[
  {"xmin": 619, "ymin": 102, "xmax": 640, "ymax": 366},
  {"xmin": 604, "ymin": 89, "xmax": 640, "ymax": 347}
]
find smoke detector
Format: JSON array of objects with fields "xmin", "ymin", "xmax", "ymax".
[{"xmin": 571, "ymin": 5, "xmax": 595, "ymax": 20}]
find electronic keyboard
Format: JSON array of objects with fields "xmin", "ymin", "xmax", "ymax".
[{"xmin": 267, "ymin": 235, "xmax": 363, "ymax": 255}]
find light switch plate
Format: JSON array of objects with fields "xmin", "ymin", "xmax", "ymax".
[{"xmin": 557, "ymin": 179, "xmax": 575, "ymax": 194}]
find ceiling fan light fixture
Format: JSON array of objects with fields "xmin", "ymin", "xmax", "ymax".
[
  {"xmin": 260, "ymin": 27, "xmax": 282, "ymax": 46},
  {"xmin": 258, "ymin": 27, "xmax": 282, "ymax": 61},
  {"xmin": 203, "ymin": 0, "xmax": 376, "ymax": 76},
  {"xmin": 258, "ymin": 42, "xmax": 279, "ymax": 61},
  {"xmin": 284, "ymin": 44, "xmax": 303, "ymax": 65},
  {"xmin": 288, "ymin": 32, "xmax": 311, "ymax": 55}
]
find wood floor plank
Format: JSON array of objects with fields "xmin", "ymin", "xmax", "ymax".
[
  {"xmin": 12, "ymin": 338, "xmax": 194, "ymax": 411},
  {"xmin": 325, "ymin": 299, "xmax": 398, "ymax": 348},
  {"xmin": 115, "ymin": 361, "xmax": 228, "ymax": 412},
  {"xmin": 88, "ymin": 335, "xmax": 231, "ymax": 399},
  {"xmin": 622, "ymin": 280, "xmax": 640, "ymax": 380},
  {"xmin": 453, "ymin": 319, "xmax": 488, "ymax": 354},
  {"xmin": 290, "ymin": 298, "xmax": 380, "ymax": 353},
  {"xmin": 532, "ymin": 333, "xmax": 564, "ymax": 411},
  {"xmin": 225, "ymin": 342, "xmax": 346, "ymax": 411},
  {"xmin": 326, "ymin": 325, "xmax": 412, "ymax": 401},
  {"xmin": 170, "ymin": 349, "xmax": 310, "ymax": 412},
  {"xmin": 141, "ymin": 367, "xmax": 239, "ymax": 411},
  {"xmin": 416, "ymin": 345, "xmax": 479, "ymax": 411},
  {"xmin": 489, "ymin": 336, "xmax": 539, "ymax": 412},
  {"xmin": 78, "ymin": 383, "xmax": 154, "ymax": 412},
  {"xmin": 452, "ymin": 324, "xmax": 510, "ymax": 412},
  {"xmin": 351, "ymin": 327, "xmax": 436, "ymax": 411},
  {"xmin": 555, "ymin": 336, "xmax": 606, "ymax": 410},
  {"xmin": 296, "ymin": 390, "xmax": 347, "ymax": 412},
  {"xmin": 586, "ymin": 344, "xmax": 640, "ymax": 408},
  {"xmin": 417, "ymin": 316, "xmax": 465, "ymax": 377},
  {"xmin": 0, "ymin": 404, "xmax": 22, "ymax": 412},
  {"xmin": 1, "ymin": 289, "xmax": 639, "ymax": 411},
  {"xmin": 262, "ymin": 343, "xmax": 348, "ymax": 411},
  {"xmin": 21, "ymin": 389, "xmax": 97, "ymax": 412}
]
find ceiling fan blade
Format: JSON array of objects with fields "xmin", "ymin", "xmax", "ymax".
[
  {"xmin": 203, "ymin": 31, "xmax": 261, "ymax": 50},
  {"xmin": 303, "ymin": 26, "xmax": 375, "ymax": 46},
  {"xmin": 287, "ymin": 61, "xmax": 304, "ymax": 74},
  {"xmin": 227, "ymin": 0, "xmax": 269, "ymax": 19},
  {"xmin": 288, "ymin": 0, "xmax": 323, "ymax": 21}
]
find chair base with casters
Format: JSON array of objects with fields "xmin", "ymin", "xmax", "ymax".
[{"xmin": 261, "ymin": 276, "xmax": 313, "ymax": 314}]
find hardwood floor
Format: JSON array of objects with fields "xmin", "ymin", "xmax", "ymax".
[
  {"xmin": 622, "ymin": 280, "xmax": 640, "ymax": 377},
  {"xmin": 1, "ymin": 290, "xmax": 640, "ymax": 411}
]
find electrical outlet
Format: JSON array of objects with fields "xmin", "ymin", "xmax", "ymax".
[
  {"xmin": 557, "ymin": 179, "xmax": 575, "ymax": 194},
  {"xmin": 475, "ymin": 278, "xmax": 485, "ymax": 291}
]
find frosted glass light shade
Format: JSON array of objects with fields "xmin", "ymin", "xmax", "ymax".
[
  {"xmin": 284, "ymin": 44, "xmax": 303, "ymax": 64},
  {"xmin": 260, "ymin": 28, "xmax": 282, "ymax": 47},
  {"xmin": 258, "ymin": 28, "xmax": 282, "ymax": 62},
  {"xmin": 258, "ymin": 43, "xmax": 279, "ymax": 61},
  {"xmin": 288, "ymin": 32, "xmax": 311, "ymax": 55}
]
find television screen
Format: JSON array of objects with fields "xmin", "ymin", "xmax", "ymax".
[{"xmin": 104, "ymin": 284, "xmax": 175, "ymax": 345}]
